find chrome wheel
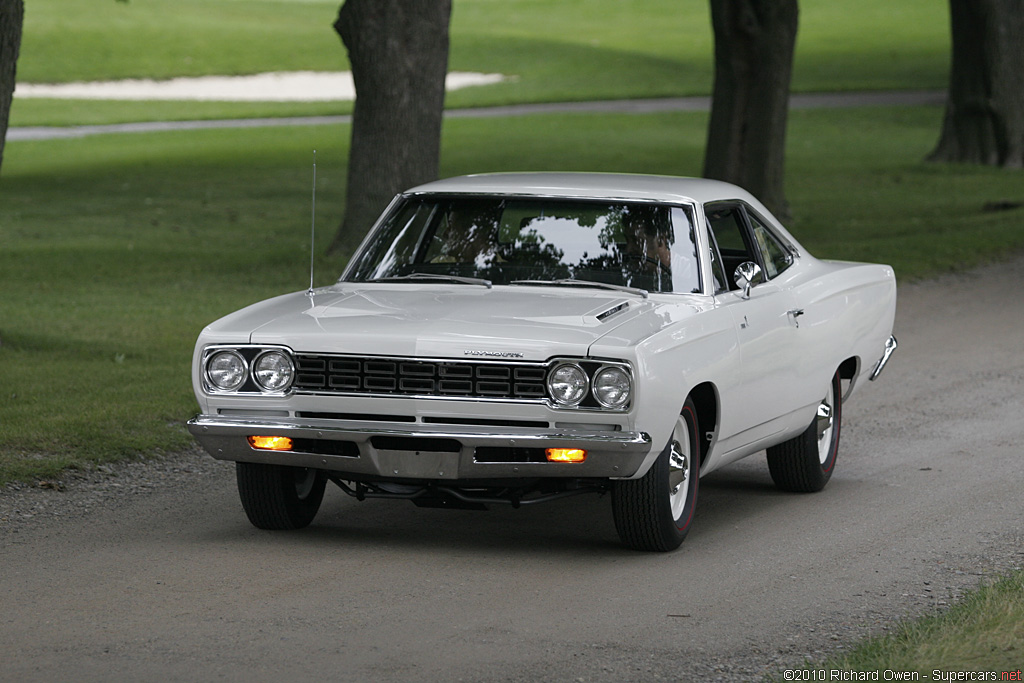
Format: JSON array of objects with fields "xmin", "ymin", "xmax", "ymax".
[
  {"xmin": 816, "ymin": 382, "xmax": 835, "ymax": 465},
  {"xmin": 667, "ymin": 416, "xmax": 692, "ymax": 520}
]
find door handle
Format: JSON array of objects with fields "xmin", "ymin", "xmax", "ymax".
[{"xmin": 787, "ymin": 308, "xmax": 805, "ymax": 328}]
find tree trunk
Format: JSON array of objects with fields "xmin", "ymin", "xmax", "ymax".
[
  {"xmin": 329, "ymin": 0, "xmax": 452, "ymax": 257},
  {"xmin": 928, "ymin": 0, "xmax": 1024, "ymax": 168},
  {"xmin": 0, "ymin": 0, "xmax": 25, "ymax": 177},
  {"xmin": 703, "ymin": 0, "xmax": 798, "ymax": 220}
]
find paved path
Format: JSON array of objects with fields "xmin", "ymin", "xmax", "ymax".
[
  {"xmin": 8, "ymin": 90, "xmax": 946, "ymax": 142},
  {"xmin": 2, "ymin": 255, "xmax": 1022, "ymax": 682}
]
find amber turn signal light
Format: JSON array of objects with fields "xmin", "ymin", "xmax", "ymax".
[
  {"xmin": 545, "ymin": 448, "xmax": 587, "ymax": 463},
  {"xmin": 247, "ymin": 435, "xmax": 293, "ymax": 451}
]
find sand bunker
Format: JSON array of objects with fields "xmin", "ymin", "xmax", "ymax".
[{"xmin": 15, "ymin": 71, "xmax": 506, "ymax": 102}]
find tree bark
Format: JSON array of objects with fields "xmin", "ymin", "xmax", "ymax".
[
  {"xmin": 329, "ymin": 0, "xmax": 452, "ymax": 257},
  {"xmin": 928, "ymin": 0, "xmax": 1024, "ymax": 168},
  {"xmin": 0, "ymin": 0, "xmax": 24, "ymax": 177},
  {"xmin": 703, "ymin": 0, "xmax": 798, "ymax": 220}
]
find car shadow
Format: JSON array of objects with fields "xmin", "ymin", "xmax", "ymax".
[
  {"xmin": 196, "ymin": 456, "xmax": 847, "ymax": 556},
  {"xmin": 305, "ymin": 490, "xmax": 626, "ymax": 556}
]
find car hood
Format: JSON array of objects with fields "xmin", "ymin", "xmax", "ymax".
[{"xmin": 205, "ymin": 283, "xmax": 694, "ymax": 361}]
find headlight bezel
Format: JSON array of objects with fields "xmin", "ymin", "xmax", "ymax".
[
  {"xmin": 201, "ymin": 344, "xmax": 296, "ymax": 396},
  {"xmin": 544, "ymin": 357, "xmax": 633, "ymax": 412}
]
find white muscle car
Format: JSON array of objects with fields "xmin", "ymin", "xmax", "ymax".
[{"xmin": 188, "ymin": 173, "xmax": 897, "ymax": 551}]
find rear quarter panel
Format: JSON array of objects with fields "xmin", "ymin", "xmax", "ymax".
[{"xmin": 789, "ymin": 258, "xmax": 897, "ymax": 403}]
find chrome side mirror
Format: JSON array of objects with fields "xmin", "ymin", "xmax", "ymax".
[{"xmin": 734, "ymin": 261, "xmax": 763, "ymax": 298}]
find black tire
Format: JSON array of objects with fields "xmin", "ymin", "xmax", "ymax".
[
  {"xmin": 766, "ymin": 370, "xmax": 842, "ymax": 493},
  {"xmin": 235, "ymin": 462, "xmax": 327, "ymax": 530},
  {"xmin": 612, "ymin": 398, "xmax": 700, "ymax": 552}
]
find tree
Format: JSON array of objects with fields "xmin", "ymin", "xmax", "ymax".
[
  {"xmin": 702, "ymin": 0, "xmax": 798, "ymax": 220},
  {"xmin": 928, "ymin": 0, "xmax": 1024, "ymax": 168},
  {"xmin": 329, "ymin": 0, "xmax": 453, "ymax": 257},
  {"xmin": 0, "ymin": 0, "xmax": 24, "ymax": 177}
]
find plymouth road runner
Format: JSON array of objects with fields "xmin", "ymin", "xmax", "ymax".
[{"xmin": 188, "ymin": 173, "xmax": 897, "ymax": 551}]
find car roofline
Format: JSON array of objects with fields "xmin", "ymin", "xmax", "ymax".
[{"xmin": 404, "ymin": 172, "xmax": 759, "ymax": 207}]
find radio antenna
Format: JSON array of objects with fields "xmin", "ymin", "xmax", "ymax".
[{"xmin": 308, "ymin": 150, "xmax": 317, "ymax": 295}]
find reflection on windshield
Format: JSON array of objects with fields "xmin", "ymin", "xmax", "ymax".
[{"xmin": 345, "ymin": 197, "xmax": 701, "ymax": 294}]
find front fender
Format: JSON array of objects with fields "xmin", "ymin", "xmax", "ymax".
[{"xmin": 590, "ymin": 300, "xmax": 737, "ymax": 479}]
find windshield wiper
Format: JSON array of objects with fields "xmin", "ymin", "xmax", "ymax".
[
  {"xmin": 367, "ymin": 273, "xmax": 493, "ymax": 289},
  {"xmin": 509, "ymin": 279, "xmax": 648, "ymax": 299}
]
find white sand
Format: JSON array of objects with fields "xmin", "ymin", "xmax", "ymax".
[{"xmin": 15, "ymin": 71, "xmax": 506, "ymax": 102}]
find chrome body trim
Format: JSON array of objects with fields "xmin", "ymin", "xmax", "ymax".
[
  {"xmin": 869, "ymin": 335, "xmax": 898, "ymax": 381},
  {"xmin": 187, "ymin": 414, "xmax": 653, "ymax": 480}
]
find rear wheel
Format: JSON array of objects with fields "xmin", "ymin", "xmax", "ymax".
[
  {"xmin": 236, "ymin": 462, "xmax": 327, "ymax": 530},
  {"xmin": 766, "ymin": 370, "xmax": 842, "ymax": 492},
  {"xmin": 612, "ymin": 398, "xmax": 700, "ymax": 552}
]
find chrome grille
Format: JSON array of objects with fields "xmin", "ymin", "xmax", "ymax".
[{"xmin": 293, "ymin": 354, "xmax": 548, "ymax": 400}]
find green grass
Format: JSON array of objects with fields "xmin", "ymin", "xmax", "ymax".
[
  {"xmin": 776, "ymin": 570, "xmax": 1024, "ymax": 677},
  {"xmin": 11, "ymin": 0, "xmax": 950, "ymax": 126},
  {"xmin": 3, "ymin": 107, "xmax": 1023, "ymax": 483}
]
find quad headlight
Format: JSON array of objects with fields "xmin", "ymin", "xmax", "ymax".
[
  {"xmin": 592, "ymin": 365, "xmax": 632, "ymax": 409},
  {"xmin": 545, "ymin": 359, "xmax": 632, "ymax": 411},
  {"xmin": 202, "ymin": 345, "xmax": 295, "ymax": 395},
  {"xmin": 253, "ymin": 351, "xmax": 295, "ymax": 392},
  {"xmin": 206, "ymin": 350, "xmax": 247, "ymax": 391},
  {"xmin": 547, "ymin": 363, "xmax": 590, "ymax": 406}
]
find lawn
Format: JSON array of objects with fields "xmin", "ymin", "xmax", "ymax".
[
  {"xmin": 11, "ymin": 0, "xmax": 950, "ymax": 125},
  {"xmin": 2, "ymin": 0, "xmax": 979, "ymax": 484},
  {"xmin": 3, "ymin": 106, "xmax": 1024, "ymax": 483}
]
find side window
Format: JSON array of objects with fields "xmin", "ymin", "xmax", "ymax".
[
  {"xmin": 705, "ymin": 206, "xmax": 749, "ymax": 255},
  {"xmin": 705, "ymin": 204, "xmax": 754, "ymax": 292},
  {"xmin": 748, "ymin": 213, "xmax": 792, "ymax": 279}
]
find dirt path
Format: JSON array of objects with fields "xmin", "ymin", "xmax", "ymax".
[{"xmin": 2, "ymin": 255, "xmax": 1022, "ymax": 682}]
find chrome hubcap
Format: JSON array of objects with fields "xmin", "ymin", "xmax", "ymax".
[
  {"xmin": 667, "ymin": 416, "xmax": 691, "ymax": 518},
  {"xmin": 816, "ymin": 383, "xmax": 835, "ymax": 465}
]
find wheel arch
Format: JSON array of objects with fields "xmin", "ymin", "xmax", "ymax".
[
  {"xmin": 687, "ymin": 381, "xmax": 718, "ymax": 469},
  {"xmin": 838, "ymin": 356, "xmax": 860, "ymax": 402}
]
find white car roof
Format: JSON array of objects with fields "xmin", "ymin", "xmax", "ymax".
[{"xmin": 405, "ymin": 172, "xmax": 763, "ymax": 207}]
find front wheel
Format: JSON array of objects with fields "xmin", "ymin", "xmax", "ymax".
[
  {"xmin": 612, "ymin": 398, "xmax": 700, "ymax": 552},
  {"xmin": 235, "ymin": 462, "xmax": 327, "ymax": 530},
  {"xmin": 766, "ymin": 370, "xmax": 842, "ymax": 492}
]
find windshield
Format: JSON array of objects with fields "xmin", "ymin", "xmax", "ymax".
[{"xmin": 343, "ymin": 196, "xmax": 702, "ymax": 294}]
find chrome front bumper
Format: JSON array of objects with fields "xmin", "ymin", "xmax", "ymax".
[
  {"xmin": 187, "ymin": 415, "xmax": 653, "ymax": 480},
  {"xmin": 869, "ymin": 335, "xmax": 898, "ymax": 381}
]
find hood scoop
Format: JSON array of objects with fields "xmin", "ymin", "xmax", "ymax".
[{"xmin": 596, "ymin": 302, "xmax": 630, "ymax": 322}]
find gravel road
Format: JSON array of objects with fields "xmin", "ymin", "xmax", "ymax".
[{"xmin": 2, "ymin": 255, "xmax": 1022, "ymax": 682}]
